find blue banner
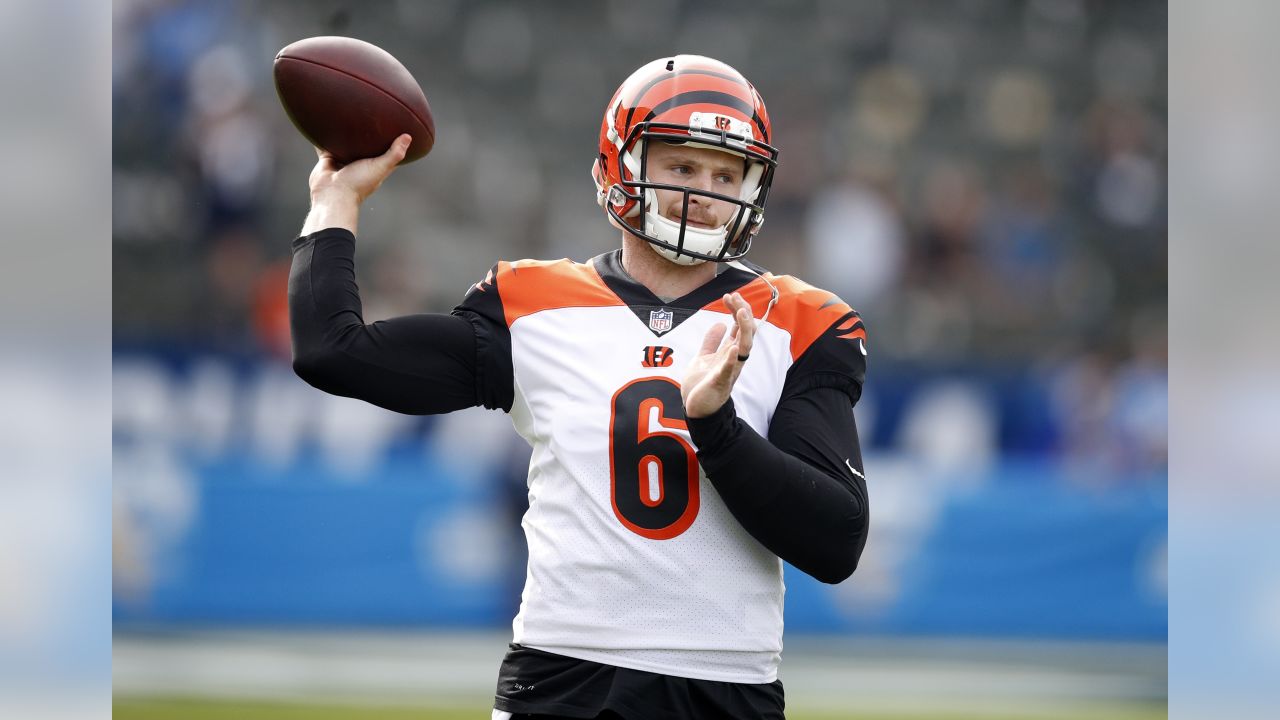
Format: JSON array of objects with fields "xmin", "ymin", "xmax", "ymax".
[
  {"xmin": 113, "ymin": 453, "xmax": 1166, "ymax": 640},
  {"xmin": 113, "ymin": 351, "xmax": 1166, "ymax": 640}
]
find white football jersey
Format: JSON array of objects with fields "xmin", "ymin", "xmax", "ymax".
[{"xmin": 454, "ymin": 250, "xmax": 865, "ymax": 683}]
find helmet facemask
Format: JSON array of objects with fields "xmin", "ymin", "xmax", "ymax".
[{"xmin": 606, "ymin": 121, "xmax": 778, "ymax": 265}]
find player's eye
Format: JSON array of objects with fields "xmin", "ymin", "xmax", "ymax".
[{"xmin": 670, "ymin": 165, "xmax": 691, "ymax": 175}]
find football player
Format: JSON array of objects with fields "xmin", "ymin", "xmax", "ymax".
[{"xmin": 290, "ymin": 55, "xmax": 869, "ymax": 720}]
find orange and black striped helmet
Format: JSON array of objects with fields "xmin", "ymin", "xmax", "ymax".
[{"xmin": 591, "ymin": 55, "xmax": 779, "ymax": 265}]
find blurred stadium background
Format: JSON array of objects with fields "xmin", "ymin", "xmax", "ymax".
[{"xmin": 112, "ymin": 0, "xmax": 1167, "ymax": 717}]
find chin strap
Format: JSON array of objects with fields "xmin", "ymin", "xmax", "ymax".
[{"xmin": 726, "ymin": 260, "xmax": 779, "ymax": 323}]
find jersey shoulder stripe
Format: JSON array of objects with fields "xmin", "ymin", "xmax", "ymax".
[
  {"xmin": 762, "ymin": 274, "xmax": 860, "ymax": 361},
  {"xmin": 698, "ymin": 275, "xmax": 777, "ymax": 322},
  {"xmin": 496, "ymin": 258, "xmax": 624, "ymax": 327}
]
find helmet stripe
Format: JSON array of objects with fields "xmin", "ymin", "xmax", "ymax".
[
  {"xmin": 638, "ymin": 90, "xmax": 771, "ymax": 146},
  {"xmin": 624, "ymin": 69, "xmax": 755, "ymax": 131},
  {"xmin": 642, "ymin": 90, "xmax": 755, "ymax": 122},
  {"xmin": 627, "ymin": 69, "xmax": 750, "ymax": 108}
]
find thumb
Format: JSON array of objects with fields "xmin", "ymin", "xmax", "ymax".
[{"xmin": 382, "ymin": 134, "xmax": 412, "ymax": 166}]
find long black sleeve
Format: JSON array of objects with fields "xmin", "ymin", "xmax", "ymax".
[
  {"xmin": 288, "ymin": 228, "xmax": 480, "ymax": 414},
  {"xmin": 686, "ymin": 388, "xmax": 868, "ymax": 584}
]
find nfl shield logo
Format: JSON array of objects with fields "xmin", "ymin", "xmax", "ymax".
[{"xmin": 649, "ymin": 309, "xmax": 674, "ymax": 333}]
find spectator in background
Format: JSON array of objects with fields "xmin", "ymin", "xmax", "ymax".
[
  {"xmin": 1110, "ymin": 309, "xmax": 1168, "ymax": 475},
  {"xmin": 251, "ymin": 259, "xmax": 292, "ymax": 361},
  {"xmin": 804, "ymin": 158, "xmax": 906, "ymax": 315},
  {"xmin": 893, "ymin": 160, "xmax": 987, "ymax": 361},
  {"xmin": 201, "ymin": 225, "xmax": 265, "ymax": 351},
  {"xmin": 974, "ymin": 161, "xmax": 1067, "ymax": 355},
  {"xmin": 1050, "ymin": 316, "xmax": 1167, "ymax": 483}
]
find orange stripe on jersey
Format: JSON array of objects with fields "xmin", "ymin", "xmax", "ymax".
[
  {"xmin": 757, "ymin": 274, "xmax": 858, "ymax": 361},
  {"xmin": 496, "ymin": 258, "xmax": 625, "ymax": 327},
  {"xmin": 698, "ymin": 276, "xmax": 777, "ymax": 320}
]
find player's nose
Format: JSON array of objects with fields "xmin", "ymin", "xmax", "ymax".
[
  {"xmin": 687, "ymin": 174, "xmax": 717, "ymax": 199},
  {"xmin": 690, "ymin": 170, "xmax": 717, "ymax": 193}
]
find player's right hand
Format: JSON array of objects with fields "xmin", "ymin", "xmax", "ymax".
[{"xmin": 308, "ymin": 133, "xmax": 412, "ymax": 205}]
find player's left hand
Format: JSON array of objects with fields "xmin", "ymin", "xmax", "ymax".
[{"xmin": 682, "ymin": 292, "xmax": 756, "ymax": 418}]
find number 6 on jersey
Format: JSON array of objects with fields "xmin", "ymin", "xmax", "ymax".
[{"xmin": 608, "ymin": 377, "xmax": 700, "ymax": 540}]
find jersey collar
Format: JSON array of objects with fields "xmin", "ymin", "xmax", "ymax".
[{"xmin": 592, "ymin": 249, "xmax": 758, "ymax": 337}]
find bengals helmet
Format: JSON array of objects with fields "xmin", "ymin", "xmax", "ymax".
[{"xmin": 592, "ymin": 55, "xmax": 779, "ymax": 265}]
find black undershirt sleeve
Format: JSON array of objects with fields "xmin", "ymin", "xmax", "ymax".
[
  {"xmin": 686, "ymin": 307, "xmax": 869, "ymax": 584},
  {"xmin": 288, "ymin": 227, "xmax": 480, "ymax": 415},
  {"xmin": 686, "ymin": 389, "xmax": 868, "ymax": 584}
]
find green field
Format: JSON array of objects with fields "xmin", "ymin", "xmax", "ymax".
[{"xmin": 114, "ymin": 696, "xmax": 1167, "ymax": 720}]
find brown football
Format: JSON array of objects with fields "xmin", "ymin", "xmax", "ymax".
[{"xmin": 273, "ymin": 36, "xmax": 435, "ymax": 165}]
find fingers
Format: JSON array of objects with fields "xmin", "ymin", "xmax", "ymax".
[
  {"xmin": 722, "ymin": 292, "xmax": 756, "ymax": 362},
  {"xmin": 315, "ymin": 134, "xmax": 409, "ymax": 169},
  {"xmin": 694, "ymin": 292, "xmax": 755, "ymax": 368},
  {"xmin": 699, "ymin": 322, "xmax": 727, "ymax": 356},
  {"xmin": 684, "ymin": 295, "xmax": 757, "ymax": 417},
  {"xmin": 715, "ymin": 346, "xmax": 738, "ymax": 382},
  {"xmin": 735, "ymin": 307, "xmax": 755, "ymax": 361}
]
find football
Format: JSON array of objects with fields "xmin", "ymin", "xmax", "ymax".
[{"xmin": 273, "ymin": 36, "xmax": 435, "ymax": 165}]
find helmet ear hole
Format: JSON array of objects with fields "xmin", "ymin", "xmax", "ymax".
[
  {"xmin": 622, "ymin": 141, "xmax": 643, "ymax": 180},
  {"xmin": 591, "ymin": 157, "xmax": 604, "ymax": 189}
]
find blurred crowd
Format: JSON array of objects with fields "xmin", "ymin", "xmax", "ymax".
[{"xmin": 112, "ymin": 0, "xmax": 1166, "ymax": 474}]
